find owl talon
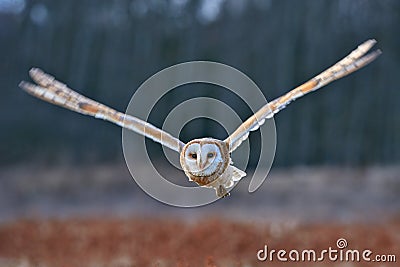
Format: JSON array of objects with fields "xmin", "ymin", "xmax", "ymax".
[
  {"xmin": 221, "ymin": 192, "xmax": 230, "ymax": 198},
  {"xmin": 217, "ymin": 185, "xmax": 230, "ymax": 198}
]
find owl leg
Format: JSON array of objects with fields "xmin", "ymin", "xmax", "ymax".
[{"xmin": 217, "ymin": 185, "xmax": 230, "ymax": 198}]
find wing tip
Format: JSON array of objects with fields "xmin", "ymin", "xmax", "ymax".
[
  {"xmin": 358, "ymin": 39, "xmax": 378, "ymax": 55},
  {"xmin": 29, "ymin": 67, "xmax": 43, "ymax": 78},
  {"xmin": 20, "ymin": 68, "xmax": 46, "ymax": 93},
  {"xmin": 366, "ymin": 38, "xmax": 377, "ymax": 45},
  {"xmin": 19, "ymin": 80, "xmax": 33, "ymax": 92},
  {"xmin": 372, "ymin": 49, "xmax": 383, "ymax": 60},
  {"xmin": 29, "ymin": 67, "xmax": 41, "ymax": 73},
  {"xmin": 29, "ymin": 67, "xmax": 55, "ymax": 86},
  {"xmin": 362, "ymin": 49, "xmax": 382, "ymax": 65},
  {"xmin": 364, "ymin": 38, "xmax": 377, "ymax": 48}
]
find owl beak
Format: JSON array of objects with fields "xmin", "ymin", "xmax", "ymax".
[
  {"xmin": 197, "ymin": 157, "xmax": 207, "ymax": 170},
  {"xmin": 199, "ymin": 160, "xmax": 207, "ymax": 170}
]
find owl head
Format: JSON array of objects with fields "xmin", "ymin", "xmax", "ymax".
[{"xmin": 180, "ymin": 138, "xmax": 230, "ymax": 185}]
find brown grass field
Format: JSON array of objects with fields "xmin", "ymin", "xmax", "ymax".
[
  {"xmin": 0, "ymin": 217, "xmax": 399, "ymax": 266},
  {"xmin": 0, "ymin": 164, "xmax": 399, "ymax": 266}
]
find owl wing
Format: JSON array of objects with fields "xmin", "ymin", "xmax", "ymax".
[
  {"xmin": 19, "ymin": 68, "xmax": 185, "ymax": 152},
  {"xmin": 225, "ymin": 39, "xmax": 382, "ymax": 152}
]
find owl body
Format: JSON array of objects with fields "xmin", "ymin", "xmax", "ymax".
[
  {"xmin": 20, "ymin": 40, "xmax": 381, "ymax": 198},
  {"xmin": 179, "ymin": 138, "xmax": 246, "ymax": 197}
]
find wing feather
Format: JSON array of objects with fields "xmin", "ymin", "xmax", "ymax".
[
  {"xmin": 225, "ymin": 39, "xmax": 382, "ymax": 152},
  {"xmin": 19, "ymin": 68, "xmax": 185, "ymax": 152}
]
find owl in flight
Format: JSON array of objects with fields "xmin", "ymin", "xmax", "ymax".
[{"xmin": 20, "ymin": 40, "xmax": 381, "ymax": 198}]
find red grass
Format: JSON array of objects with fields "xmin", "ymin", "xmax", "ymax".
[{"xmin": 0, "ymin": 218, "xmax": 399, "ymax": 266}]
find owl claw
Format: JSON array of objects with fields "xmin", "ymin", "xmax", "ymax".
[{"xmin": 217, "ymin": 185, "xmax": 230, "ymax": 198}]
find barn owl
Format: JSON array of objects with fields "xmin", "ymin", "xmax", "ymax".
[{"xmin": 19, "ymin": 40, "xmax": 381, "ymax": 198}]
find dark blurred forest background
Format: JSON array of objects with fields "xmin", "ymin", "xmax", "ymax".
[
  {"xmin": 1, "ymin": 0, "xmax": 399, "ymax": 167},
  {"xmin": 1, "ymin": 1, "xmax": 400, "ymax": 265}
]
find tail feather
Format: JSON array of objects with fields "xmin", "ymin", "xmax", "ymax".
[{"xmin": 231, "ymin": 166, "xmax": 246, "ymax": 182}]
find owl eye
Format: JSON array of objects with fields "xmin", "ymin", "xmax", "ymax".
[
  {"xmin": 207, "ymin": 152, "xmax": 214, "ymax": 158},
  {"xmin": 190, "ymin": 153, "xmax": 197, "ymax": 159}
]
